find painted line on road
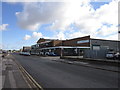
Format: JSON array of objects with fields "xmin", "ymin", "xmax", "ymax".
[
  {"xmin": 19, "ymin": 65, "xmax": 43, "ymax": 89},
  {"xmin": 10, "ymin": 54, "xmax": 44, "ymax": 90},
  {"xmin": 18, "ymin": 65, "xmax": 32, "ymax": 88}
]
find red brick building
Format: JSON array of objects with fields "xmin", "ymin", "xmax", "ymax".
[{"xmin": 31, "ymin": 36, "xmax": 90, "ymax": 56}]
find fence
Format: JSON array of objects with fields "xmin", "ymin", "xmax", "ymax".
[{"xmin": 84, "ymin": 49, "xmax": 108, "ymax": 59}]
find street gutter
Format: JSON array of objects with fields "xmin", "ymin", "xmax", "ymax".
[{"xmin": 10, "ymin": 54, "xmax": 44, "ymax": 90}]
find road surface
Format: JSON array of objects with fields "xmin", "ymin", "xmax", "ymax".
[{"xmin": 12, "ymin": 53, "xmax": 119, "ymax": 88}]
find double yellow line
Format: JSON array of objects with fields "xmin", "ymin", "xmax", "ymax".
[{"xmin": 11, "ymin": 54, "xmax": 44, "ymax": 90}]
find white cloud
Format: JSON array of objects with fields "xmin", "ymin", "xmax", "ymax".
[
  {"xmin": 3, "ymin": 0, "xmax": 41, "ymax": 2},
  {"xmin": 16, "ymin": 2, "xmax": 67, "ymax": 31},
  {"xmin": 3, "ymin": 0, "xmax": 114, "ymax": 3},
  {"xmin": 23, "ymin": 34, "xmax": 31, "ymax": 40},
  {"xmin": 95, "ymin": 0, "xmax": 118, "ymax": 26},
  {"xmin": 16, "ymin": 1, "xmax": 96, "ymax": 31},
  {"xmin": 23, "ymin": 32, "xmax": 43, "ymax": 40},
  {"xmin": 15, "ymin": 0, "xmax": 118, "ymax": 40},
  {"xmin": 95, "ymin": 33, "xmax": 118, "ymax": 41},
  {"xmin": 32, "ymin": 32, "xmax": 43, "ymax": 39},
  {"xmin": 66, "ymin": 31, "xmax": 90, "ymax": 39},
  {"xmin": 56, "ymin": 31, "xmax": 65, "ymax": 40},
  {"xmin": 104, "ymin": 33, "xmax": 118, "ymax": 40},
  {"xmin": 0, "ymin": 24, "xmax": 9, "ymax": 31},
  {"xmin": 96, "ymin": 25, "xmax": 118, "ymax": 36}
]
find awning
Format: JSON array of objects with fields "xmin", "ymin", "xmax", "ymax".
[{"xmin": 39, "ymin": 46, "xmax": 90, "ymax": 50}]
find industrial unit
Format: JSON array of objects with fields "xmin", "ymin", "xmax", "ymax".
[{"xmin": 30, "ymin": 35, "xmax": 120, "ymax": 58}]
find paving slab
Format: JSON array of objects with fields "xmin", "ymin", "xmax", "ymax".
[{"xmin": 1, "ymin": 54, "xmax": 30, "ymax": 89}]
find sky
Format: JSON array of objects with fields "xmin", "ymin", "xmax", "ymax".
[{"xmin": 0, "ymin": 0, "xmax": 119, "ymax": 50}]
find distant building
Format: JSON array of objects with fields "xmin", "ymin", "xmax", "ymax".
[
  {"xmin": 19, "ymin": 49, "xmax": 23, "ymax": 52},
  {"xmin": 22, "ymin": 46, "xmax": 31, "ymax": 52}
]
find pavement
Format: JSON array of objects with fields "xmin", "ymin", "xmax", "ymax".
[
  {"xmin": 60, "ymin": 56, "xmax": 120, "ymax": 63},
  {"xmin": 11, "ymin": 53, "xmax": 119, "ymax": 88},
  {"xmin": 53, "ymin": 59, "xmax": 119, "ymax": 72},
  {"xmin": 1, "ymin": 54, "xmax": 38, "ymax": 89}
]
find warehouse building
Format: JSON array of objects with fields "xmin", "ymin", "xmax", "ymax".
[
  {"xmin": 30, "ymin": 35, "xmax": 120, "ymax": 58},
  {"xmin": 85, "ymin": 38, "xmax": 119, "ymax": 59}
]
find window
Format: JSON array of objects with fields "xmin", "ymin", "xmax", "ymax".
[
  {"xmin": 77, "ymin": 40, "xmax": 89, "ymax": 44},
  {"xmin": 92, "ymin": 45, "xmax": 100, "ymax": 50}
]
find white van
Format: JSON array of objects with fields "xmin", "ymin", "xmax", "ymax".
[{"xmin": 106, "ymin": 52, "xmax": 115, "ymax": 59}]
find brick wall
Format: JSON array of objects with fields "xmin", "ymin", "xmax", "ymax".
[{"xmin": 62, "ymin": 36, "xmax": 90, "ymax": 47}]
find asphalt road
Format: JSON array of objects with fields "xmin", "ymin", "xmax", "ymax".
[{"xmin": 12, "ymin": 53, "xmax": 119, "ymax": 88}]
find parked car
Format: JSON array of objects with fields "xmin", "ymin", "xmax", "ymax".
[
  {"xmin": 19, "ymin": 52, "xmax": 23, "ymax": 55},
  {"xmin": 40, "ymin": 52, "xmax": 44, "ymax": 55},
  {"xmin": 24, "ymin": 52, "xmax": 31, "ymax": 56},
  {"xmin": 36, "ymin": 53, "xmax": 40, "ymax": 56},
  {"xmin": 45, "ymin": 52, "xmax": 50, "ymax": 55},
  {"xmin": 48, "ymin": 52, "xmax": 57, "ymax": 56},
  {"xmin": 20, "ymin": 52, "xmax": 30, "ymax": 56},
  {"xmin": 106, "ymin": 52, "xmax": 116, "ymax": 59},
  {"xmin": 114, "ymin": 52, "xmax": 120, "ymax": 60}
]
